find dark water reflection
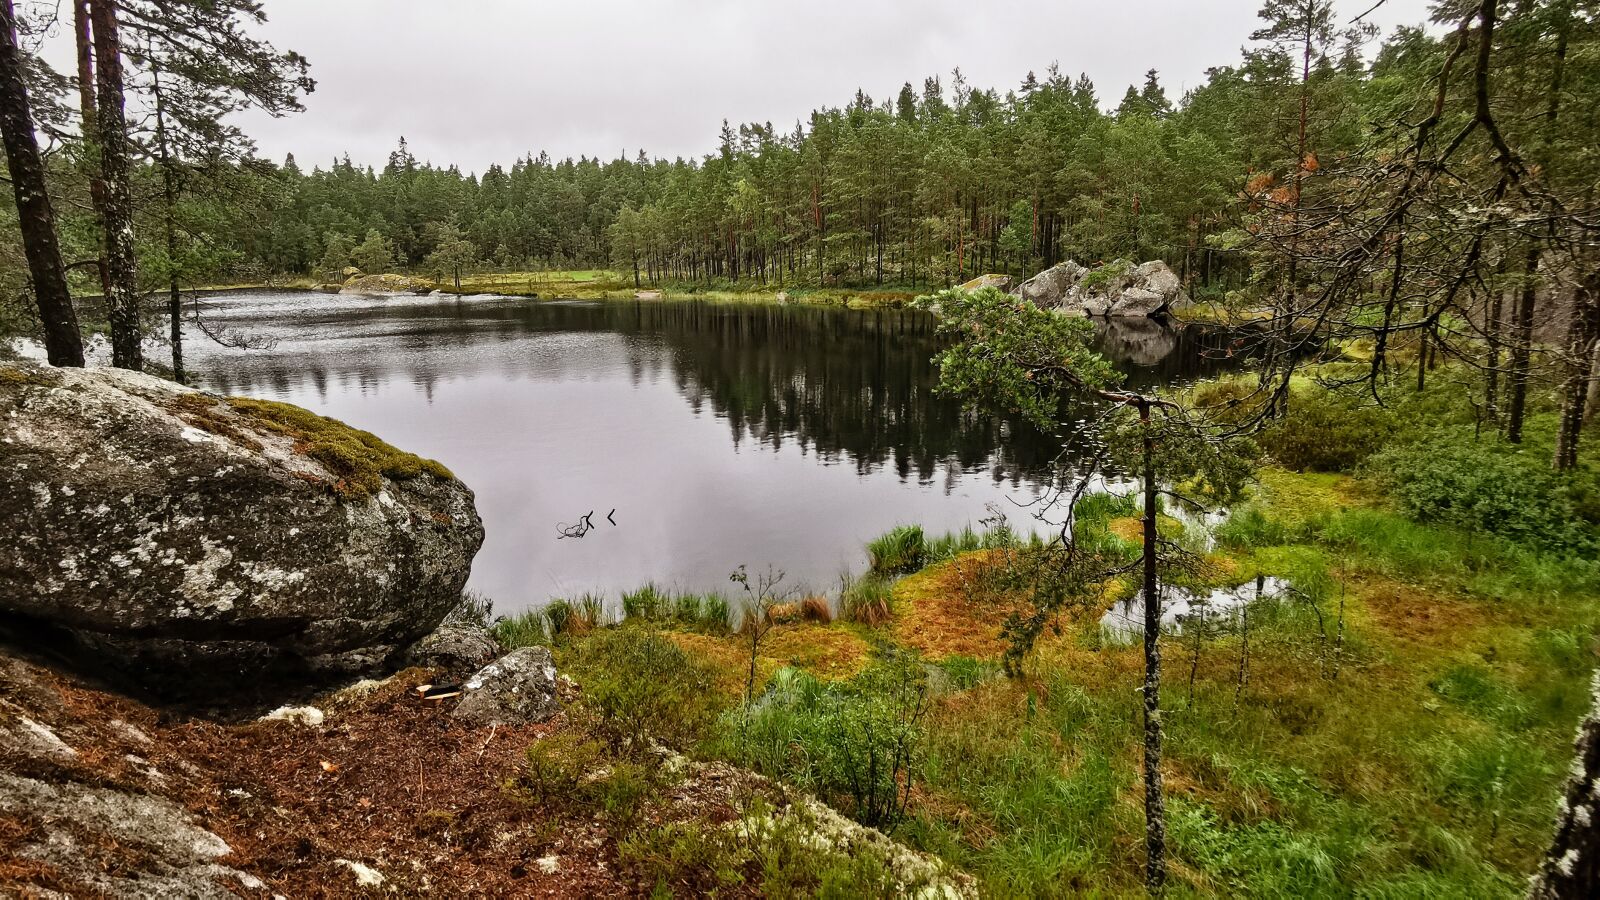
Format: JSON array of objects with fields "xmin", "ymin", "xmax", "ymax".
[{"xmin": 184, "ymin": 293, "xmax": 1246, "ymax": 609}]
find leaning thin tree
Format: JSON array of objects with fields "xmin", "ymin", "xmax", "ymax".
[{"xmin": 918, "ymin": 286, "xmax": 1254, "ymax": 893}]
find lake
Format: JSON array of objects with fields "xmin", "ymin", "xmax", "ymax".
[{"xmin": 182, "ymin": 291, "xmax": 1245, "ymax": 611}]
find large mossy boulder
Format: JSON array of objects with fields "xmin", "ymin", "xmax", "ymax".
[
  {"xmin": 1013, "ymin": 258, "xmax": 1189, "ymax": 317},
  {"xmin": 0, "ymin": 363, "xmax": 484, "ymax": 693},
  {"xmin": 1014, "ymin": 260, "xmax": 1088, "ymax": 308}
]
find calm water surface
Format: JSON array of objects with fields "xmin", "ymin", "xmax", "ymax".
[{"xmin": 183, "ymin": 292, "xmax": 1240, "ymax": 611}]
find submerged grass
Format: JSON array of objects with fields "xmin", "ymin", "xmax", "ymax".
[{"xmin": 620, "ymin": 585, "xmax": 732, "ymax": 633}]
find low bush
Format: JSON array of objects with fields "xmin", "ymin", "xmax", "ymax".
[
  {"xmin": 1259, "ymin": 390, "xmax": 1396, "ymax": 472},
  {"xmin": 618, "ymin": 798, "xmax": 913, "ymax": 897},
  {"xmin": 564, "ymin": 624, "xmax": 724, "ymax": 753},
  {"xmin": 734, "ymin": 658, "xmax": 930, "ymax": 831},
  {"xmin": 1366, "ymin": 432, "xmax": 1599, "ymax": 554},
  {"xmin": 518, "ymin": 729, "xmax": 658, "ymax": 828}
]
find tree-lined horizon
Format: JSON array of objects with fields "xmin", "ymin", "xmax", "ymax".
[{"xmin": 2, "ymin": 5, "xmax": 1400, "ymax": 297}]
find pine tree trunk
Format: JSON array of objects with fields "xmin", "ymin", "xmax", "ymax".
[
  {"xmin": 1529, "ymin": 671, "xmax": 1600, "ymax": 898},
  {"xmin": 1486, "ymin": 275, "xmax": 1505, "ymax": 426},
  {"xmin": 1140, "ymin": 399, "xmax": 1167, "ymax": 895},
  {"xmin": 1553, "ymin": 271, "xmax": 1598, "ymax": 471},
  {"xmin": 89, "ymin": 0, "xmax": 141, "ymax": 371},
  {"xmin": 1506, "ymin": 247, "xmax": 1539, "ymax": 444},
  {"xmin": 72, "ymin": 0, "xmax": 109, "ymax": 299},
  {"xmin": 0, "ymin": 0, "xmax": 84, "ymax": 366},
  {"xmin": 152, "ymin": 64, "xmax": 182, "ymax": 383}
]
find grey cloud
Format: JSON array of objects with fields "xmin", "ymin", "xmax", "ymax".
[{"xmin": 54, "ymin": 0, "xmax": 1438, "ymax": 174}]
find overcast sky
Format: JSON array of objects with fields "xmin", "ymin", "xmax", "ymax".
[{"xmin": 47, "ymin": 0, "xmax": 1438, "ymax": 174}]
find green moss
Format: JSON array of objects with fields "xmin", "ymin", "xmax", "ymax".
[
  {"xmin": 223, "ymin": 396, "xmax": 453, "ymax": 499},
  {"xmin": 1077, "ymin": 258, "xmax": 1133, "ymax": 292}
]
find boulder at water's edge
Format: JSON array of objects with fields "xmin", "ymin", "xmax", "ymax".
[
  {"xmin": 0, "ymin": 363, "xmax": 484, "ymax": 694},
  {"xmin": 1012, "ymin": 258, "xmax": 1189, "ymax": 318}
]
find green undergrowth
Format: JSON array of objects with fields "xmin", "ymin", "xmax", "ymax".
[
  {"xmin": 542, "ymin": 458, "xmax": 1596, "ymax": 896},
  {"xmin": 446, "ymin": 268, "xmax": 922, "ymax": 307},
  {"xmin": 504, "ymin": 365, "xmax": 1597, "ymax": 895}
]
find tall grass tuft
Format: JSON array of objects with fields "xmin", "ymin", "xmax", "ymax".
[
  {"xmin": 544, "ymin": 593, "xmax": 609, "ymax": 639},
  {"xmin": 544, "ymin": 598, "xmax": 577, "ymax": 638},
  {"xmin": 868, "ymin": 525, "xmax": 926, "ymax": 575},
  {"xmin": 840, "ymin": 574, "xmax": 894, "ymax": 626},
  {"xmin": 621, "ymin": 584, "xmax": 667, "ymax": 621},
  {"xmin": 491, "ymin": 608, "xmax": 548, "ymax": 650},
  {"xmin": 576, "ymin": 594, "xmax": 607, "ymax": 631}
]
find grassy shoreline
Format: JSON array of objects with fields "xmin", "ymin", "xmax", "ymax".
[
  {"xmin": 191, "ymin": 269, "xmax": 925, "ymax": 309},
  {"xmin": 482, "ymin": 357, "xmax": 1599, "ymax": 895},
  {"xmin": 500, "ymin": 464, "xmax": 1596, "ymax": 896}
]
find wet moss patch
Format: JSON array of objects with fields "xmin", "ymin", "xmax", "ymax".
[
  {"xmin": 164, "ymin": 392, "xmax": 453, "ymax": 500},
  {"xmin": 168, "ymin": 393, "xmax": 264, "ymax": 452},
  {"xmin": 226, "ymin": 397, "xmax": 452, "ymax": 499}
]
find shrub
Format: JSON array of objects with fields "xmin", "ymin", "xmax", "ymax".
[
  {"xmin": 867, "ymin": 525, "xmax": 926, "ymax": 575},
  {"xmin": 1367, "ymin": 433, "xmax": 1599, "ymax": 554},
  {"xmin": 564, "ymin": 625, "xmax": 724, "ymax": 753},
  {"xmin": 840, "ymin": 575, "xmax": 894, "ymax": 626},
  {"xmin": 618, "ymin": 821, "xmax": 746, "ymax": 895},
  {"xmin": 1259, "ymin": 390, "xmax": 1395, "ymax": 472},
  {"xmin": 618, "ymin": 799, "xmax": 913, "ymax": 897},
  {"xmin": 735, "ymin": 658, "xmax": 930, "ymax": 831},
  {"xmin": 1189, "ymin": 375, "xmax": 1270, "ymax": 426},
  {"xmin": 519, "ymin": 729, "xmax": 657, "ymax": 828}
]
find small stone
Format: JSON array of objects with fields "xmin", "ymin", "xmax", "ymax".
[
  {"xmin": 451, "ymin": 647, "xmax": 561, "ymax": 726},
  {"xmin": 398, "ymin": 624, "xmax": 500, "ymax": 677}
]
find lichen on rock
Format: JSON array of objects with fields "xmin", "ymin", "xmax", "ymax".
[{"xmin": 0, "ymin": 362, "xmax": 484, "ymax": 694}]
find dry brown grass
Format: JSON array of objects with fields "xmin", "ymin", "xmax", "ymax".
[
  {"xmin": 892, "ymin": 551, "xmax": 1021, "ymax": 661},
  {"xmin": 798, "ymin": 596, "xmax": 833, "ymax": 624}
]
